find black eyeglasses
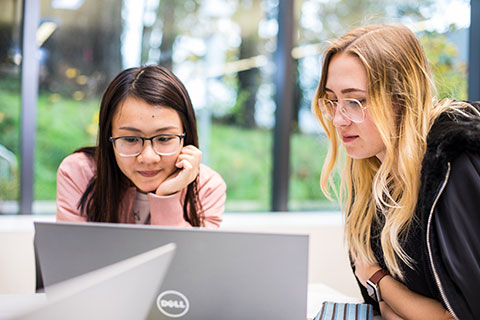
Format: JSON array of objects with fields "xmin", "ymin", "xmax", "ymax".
[{"xmin": 109, "ymin": 133, "xmax": 186, "ymax": 157}]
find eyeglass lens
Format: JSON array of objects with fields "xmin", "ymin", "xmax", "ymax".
[
  {"xmin": 319, "ymin": 98, "xmax": 365, "ymax": 123},
  {"xmin": 114, "ymin": 135, "xmax": 182, "ymax": 156}
]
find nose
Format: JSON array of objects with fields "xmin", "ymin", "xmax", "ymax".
[
  {"xmin": 137, "ymin": 140, "xmax": 160, "ymax": 163},
  {"xmin": 331, "ymin": 105, "xmax": 351, "ymax": 127}
]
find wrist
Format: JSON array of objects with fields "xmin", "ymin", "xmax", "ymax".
[{"xmin": 366, "ymin": 269, "xmax": 389, "ymax": 302}]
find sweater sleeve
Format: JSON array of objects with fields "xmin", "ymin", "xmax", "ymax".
[
  {"xmin": 148, "ymin": 164, "xmax": 226, "ymax": 228},
  {"xmin": 56, "ymin": 152, "xmax": 95, "ymax": 222},
  {"xmin": 196, "ymin": 164, "xmax": 226, "ymax": 228}
]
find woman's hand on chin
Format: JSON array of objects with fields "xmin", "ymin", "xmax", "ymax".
[{"xmin": 155, "ymin": 145, "xmax": 202, "ymax": 196}]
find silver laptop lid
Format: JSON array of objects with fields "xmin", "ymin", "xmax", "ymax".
[
  {"xmin": 34, "ymin": 221, "xmax": 309, "ymax": 320},
  {"xmin": 11, "ymin": 243, "xmax": 175, "ymax": 320}
]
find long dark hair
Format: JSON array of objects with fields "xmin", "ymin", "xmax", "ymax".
[{"xmin": 77, "ymin": 65, "xmax": 203, "ymax": 226}]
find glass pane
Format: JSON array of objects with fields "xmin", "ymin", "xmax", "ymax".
[
  {"xmin": 35, "ymin": 0, "xmax": 111, "ymax": 214},
  {"xmin": 37, "ymin": 0, "xmax": 276, "ymax": 213},
  {"xmin": 0, "ymin": 0, "xmax": 22, "ymax": 214},
  {"xmin": 291, "ymin": 0, "xmax": 470, "ymax": 211}
]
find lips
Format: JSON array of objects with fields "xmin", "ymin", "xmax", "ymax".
[
  {"xmin": 138, "ymin": 170, "xmax": 161, "ymax": 177},
  {"xmin": 342, "ymin": 135, "xmax": 359, "ymax": 143}
]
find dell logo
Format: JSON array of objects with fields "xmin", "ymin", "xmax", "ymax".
[
  {"xmin": 160, "ymin": 299, "xmax": 186, "ymax": 309},
  {"xmin": 156, "ymin": 290, "xmax": 190, "ymax": 318}
]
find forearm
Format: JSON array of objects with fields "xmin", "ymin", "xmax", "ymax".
[
  {"xmin": 379, "ymin": 301, "xmax": 404, "ymax": 320},
  {"xmin": 380, "ymin": 276, "xmax": 452, "ymax": 320},
  {"xmin": 149, "ymin": 192, "xmax": 192, "ymax": 227}
]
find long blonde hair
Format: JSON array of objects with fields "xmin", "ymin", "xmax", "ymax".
[{"xmin": 312, "ymin": 24, "xmax": 471, "ymax": 279}]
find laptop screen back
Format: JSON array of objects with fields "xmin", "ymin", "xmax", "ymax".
[
  {"xmin": 12, "ymin": 243, "xmax": 175, "ymax": 320},
  {"xmin": 34, "ymin": 221, "xmax": 309, "ymax": 320}
]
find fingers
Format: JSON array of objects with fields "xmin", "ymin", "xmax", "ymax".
[
  {"xmin": 176, "ymin": 145, "xmax": 201, "ymax": 171},
  {"xmin": 154, "ymin": 146, "xmax": 201, "ymax": 196},
  {"xmin": 176, "ymin": 145, "xmax": 202, "ymax": 165},
  {"xmin": 176, "ymin": 154, "xmax": 195, "ymax": 167},
  {"xmin": 175, "ymin": 159, "xmax": 193, "ymax": 171},
  {"xmin": 179, "ymin": 145, "xmax": 202, "ymax": 157}
]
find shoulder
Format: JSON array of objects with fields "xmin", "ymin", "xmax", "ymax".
[
  {"xmin": 198, "ymin": 164, "xmax": 225, "ymax": 184},
  {"xmin": 451, "ymin": 151, "xmax": 480, "ymax": 172},
  {"xmin": 426, "ymin": 101, "xmax": 480, "ymax": 162},
  {"xmin": 58, "ymin": 152, "xmax": 96, "ymax": 181},
  {"xmin": 197, "ymin": 164, "xmax": 226, "ymax": 192},
  {"xmin": 422, "ymin": 103, "xmax": 480, "ymax": 183},
  {"xmin": 443, "ymin": 151, "xmax": 480, "ymax": 204},
  {"xmin": 434, "ymin": 151, "xmax": 480, "ymax": 240}
]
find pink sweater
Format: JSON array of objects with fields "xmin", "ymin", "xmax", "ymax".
[{"xmin": 56, "ymin": 152, "xmax": 226, "ymax": 228}]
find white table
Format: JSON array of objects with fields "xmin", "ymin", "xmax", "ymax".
[
  {"xmin": 307, "ymin": 283, "xmax": 364, "ymax": 319},
  {"xmin": 1, "ymin": 283, "xmax": 376, "ymax": 320},
  {"xmin": 0, "ymin": 293, "xmax": 46, "ymax": 318}
]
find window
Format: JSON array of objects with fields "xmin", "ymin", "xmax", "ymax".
[
  {"xmin": 290, "ymin": 0, "xmax": 470, "ymax": 211},
  {"xmin": 37, "ymin": 0, "xmax": 277, "ymax": 212},
  {"xmin": 0, "ymin": 0, "xmax": 22, "ymax": 214},
  {"xmin": 0, "ymin": 0, "xmax": 473, "ymax": 214}
]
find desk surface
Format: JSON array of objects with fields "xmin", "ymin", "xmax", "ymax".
[
  {"xmin": 1, "ymin": 283, "xmax": 369, "ymax": 320},
  {"xmin": 307, "ymin": 283, "xmax": 364, "ymax": 319},
  {"xmin": 0, "ymin": 293, "xmax": 46, "ymax": 318}
]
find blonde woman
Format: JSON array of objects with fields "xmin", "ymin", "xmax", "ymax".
[{"xmin": 312, "ymin": 25, "xmax": 480, "ymax": 319}]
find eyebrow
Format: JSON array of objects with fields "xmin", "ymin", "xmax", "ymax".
[
  {"xmin": 325, "ymin": 88, "xmax": 366, "ymax": 94},
  {"xmin": 117, "ymin": 126, "xmax": 181, "ymax": 134}
]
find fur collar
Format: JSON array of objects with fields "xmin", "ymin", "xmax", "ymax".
[{"xmin": 419, "ymin": 102, "xmax": 480, "ymax": 212}]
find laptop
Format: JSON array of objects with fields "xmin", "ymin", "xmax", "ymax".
[
  {"xmin": 8, "ymin": 243, "xmax": 175, "ymax": 320},
  {"xmin": 34, "ymin": 221, "xmax": 309, "ymax": 320}
]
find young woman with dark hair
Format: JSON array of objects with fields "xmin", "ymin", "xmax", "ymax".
[{"xmin": 56, "ymin": 65, "xmax": 226, "ymax": 227}]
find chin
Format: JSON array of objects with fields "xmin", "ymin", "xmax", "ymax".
[
  {"xmin": 347, "ymin": 153, "xmax": 375, "ymax": 160},
  {"xmin": 346, "ymin": 153, "xmax": 365, "ymax": 159},
  {"xmin": 134, "ymin": 181, "xmax": 161, "ymax": 194}
]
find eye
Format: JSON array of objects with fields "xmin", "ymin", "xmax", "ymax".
[
  {"xmin": 154, "ymin": 135, "xmax": 175, "ymax": 143},
  {"xmin": 327, "ymin": 99, "xmax": 338, "ymax": 107},
  {"xmin": 346, "ymin": 99, "xmax": 362, "ymax": 109},
  {"xmin": 122, "ymin": 136, "xmax": 140, "ymax": 144}
]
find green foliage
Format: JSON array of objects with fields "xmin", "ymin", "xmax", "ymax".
[
  {"xmin": 0, "ymin": 78, "xmax": 21, "ymax": 201},
  {"xmin": 229, "ymin": 89, "xmax": 251, "ymax": 126},
  {"xmin": 34, "ymin": 95, "xmax": 99, "ymax": 199},
  {"xmin": 0, "ymin": 83, "xmax": 21, "ymax": 153},
  {"xmin": 289, "ymin": 132, "xmax": 339, "ymax": 211},
  {"xmin": 209, "ymin": 123, "xmax": 272, "ymax": 210},
  {"xmin": 290, "ymin": 132, "xmax": 329, "ymax": 201},
  {"xmin": 208, "ymin": 123, "xmax": 337, "ymax": 211},
  {"xmin": 420, "ymin": 31, "xmax": 467, "ymax": 100},
  {"xmin": 0, "ymin": 88, "xmax": 99, "ymax": 201}
]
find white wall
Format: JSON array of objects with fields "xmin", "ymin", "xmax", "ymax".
[
  {"xmin": 0, "ymin": 216, "xmax": 54, "ymax": 294},
  {"xmin": 0, "ymin": 213, "xmax": 361, "ymax": 299}
]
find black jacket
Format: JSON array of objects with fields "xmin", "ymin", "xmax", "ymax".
[{"xmin": 357, "ymin": 102, "xmax": 480, "ymax": 319}]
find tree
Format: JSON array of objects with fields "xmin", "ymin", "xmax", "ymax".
[
  {"xmin": 41, "ymin": 0, "xmax": 123, "ymax": 96},
  {"xmin": 294, "ymin": 0, "xmax": 436, "ymax": 130},
  {"xmin": 141, "ymin": 0, "xmax": 200, "ymax": 68},
  {"xmin": 420, "ymin": 29, "xmax": 467, "ymax": 100},
  {"xmin": 231, "ymin": 0, "xmax": 264, "ymax": 128}
]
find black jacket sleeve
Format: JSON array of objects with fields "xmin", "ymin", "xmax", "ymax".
[{"xmin": 433, "ymin": 152, "xmax": 480, "ymax": 320}]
